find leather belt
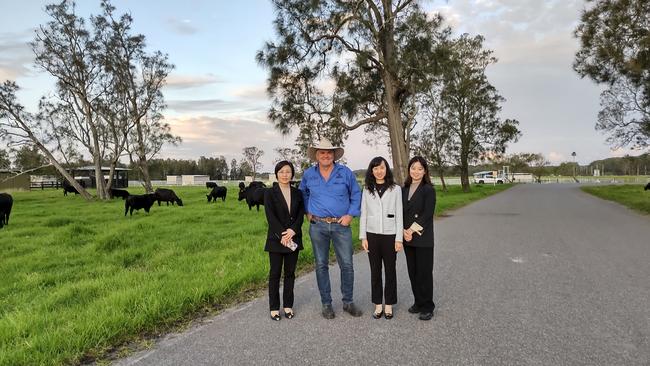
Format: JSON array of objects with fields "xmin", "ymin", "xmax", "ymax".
[{"xmin": 312, "ymin": 215, "xmax": 340, "ymax": 224}]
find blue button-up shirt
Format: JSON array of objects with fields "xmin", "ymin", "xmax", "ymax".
[{"xmin": 299, "ymin": 163, "xmax": 361, "ymax": 218}]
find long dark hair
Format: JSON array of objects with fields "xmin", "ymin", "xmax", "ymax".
[
  {"xmin": 404, "ymin": 156, "xmax": 432, "ymax": 187},
  {"xmin": 365, "ymin": 156, "xmax": 395, "ymax": 195}
]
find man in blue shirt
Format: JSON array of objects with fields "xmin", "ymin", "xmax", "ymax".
[{"xmin": 300, "ymin": 138, "xmax": 362, "ymax": 319}]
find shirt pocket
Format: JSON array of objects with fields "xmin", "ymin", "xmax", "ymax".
[{"xmin": 330, "ymin": 176, "xmax": 349, "ymax": 196}]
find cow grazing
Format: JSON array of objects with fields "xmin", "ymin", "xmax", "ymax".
[
  {"xmin": 207, "ymin": 186, "xmax": 227, "ymax": 202},
  {"xmin": 110, "ymin": 188, "xmax": 130, "ymax": 200},
  {"xmin": 0, "ymin": 193, "xmax": 13, "ymax": 229},
  {"xmin": 206, "ymin": 181, "xmax": 218, "ymax": 189},
  {"xmin": 239, "ymin": 181, "xmax": 266, "ymax": 189},
  {"xmin": 238, "ymin": 182, "xmax": 266, "ymax": 211},
  {"xmin": 645, "ymin": 182, "xmax": 650, "ymax": 191},
  {"xmin": 125, "ymin": 194, "xmax": 157, "ymax": 216},
  {"xmin": 62, "ymin": 179, "xmax": 84, "ymax": 196},
  {"xmin": 154, "ymin": 188, "xmax": 184, "ymax": 206}
]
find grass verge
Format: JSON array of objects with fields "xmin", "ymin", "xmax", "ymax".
[
  {"xmin": 581, "ymin": 184, "xmax": 650, "ymax": 215},
  {"xmin": 0, "ymin": 183, "xmax": 511, "ymax": 365}
]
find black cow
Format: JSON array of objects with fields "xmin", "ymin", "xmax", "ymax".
[
  {"xmin": 0, "ymin": 193, "xmax": 13, "ymax": 229},
  {"xmin": 62, "ymin": 179, "xmax": 85, "ymax": 196},
  {"xmin": 125, "ymin": 193, "xmax": 157, "ymax": 216},
  {"xmin": 238, "ymin": 182, "xmax": 266, "ymax": 211},
  {"xmin": 206, "ymin": 181, "xmax": 218, "ymax": 189},
  {"xmin": 110, "ymin": 188, "xmax": 130, "ymax": 200},
  {"xmin": 207, "ymin": 186, "xmax": 227, "ymax": 202},
  {"xmin": 239, "ymin": 181, "xmax": 266, "ymax": 190},
  {"xmin": 645, "ymin": 182, "xmax": 650, "ymax": 191},
  {"xmin": 154, "ymin": 188, "xmax": 184, "ymax": 206}
]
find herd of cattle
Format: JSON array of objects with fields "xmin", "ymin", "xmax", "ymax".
[
  {"xmin": 1, "ymin": 181, "xmax": 645, "ymax": 229},
  {"xmin": 53, "ymin": 180, "xmax": 289, "ymax": 217}
]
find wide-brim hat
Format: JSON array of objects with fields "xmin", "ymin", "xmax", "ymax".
[{"xmin": 307, "ymin": 138, "xmax": 344, "ymax": 162}]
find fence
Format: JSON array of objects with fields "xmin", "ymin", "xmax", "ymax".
[{"xmin": 30, "ymin": 180, "xmax": 62, "ymax": 190}]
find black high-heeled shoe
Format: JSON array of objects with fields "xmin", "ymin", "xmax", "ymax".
[
  {"xmin": 284, "ymin": 311, "xmax": 294, "ymax": 319},
  {"xmin": 384, "ymin": 312, "xmax": 393, "ymax": 319},
  {"xmin": 270, "ymin": 312, "xmax": 281, "ymax": 321}
]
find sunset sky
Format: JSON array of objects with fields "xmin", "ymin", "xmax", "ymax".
[{"xmin": 0, "ymin": 0, "xmax": 640, "ymax": 171}]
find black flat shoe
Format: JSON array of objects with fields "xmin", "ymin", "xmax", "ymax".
[
  {"xmin": 372, "ymin": 311, "xmax": 383, "ymax": 319},
  {"xmin": 384, "ymin": 312, "xmax": 393, "ymax": 319},
  {"xmin": 418, "ymin": 311, "xmax": 433, "ymax": 321},
  {"xmin": 408, "ymin": 304, "xmax": 420, "ymax": 314},
  {"xmin": 270, "ymin": 313, "xmax": 281, "ymax": 321},
  {"xmin": 284, "ymin": 311, "xmax": 294, "ymax": 319}
]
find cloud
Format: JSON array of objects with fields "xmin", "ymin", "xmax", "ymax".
[
  {"xmin": 161, "ymin": 115, "xmax": 287, "ymax": 167},
  {"xmin": 159, "ymin": 114, "xmax": 391, "ymax": 171},
  {"xmin": 0, "ymin": 31, "xmax": 35, "ymax": 81},
  {"xmin": 547, "ymin": 151, "xmax": 565, "ymax": 164},
  {"xmin": 165, "ymin": 73, "xmax": 222, "ymax": 90},
  {"xmin": 166, "ymin": 98, "xmax": 268, "ymax": 113},
  {"xmin": 231, "ymin": 84, "xmax": 268, "ymax": 101},
  {"xmin": 165, "ymin": 18, "xmax": 199, "ymax": 35}
]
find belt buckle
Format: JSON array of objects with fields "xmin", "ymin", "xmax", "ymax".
[{"xmin": 326, "ymin": 217, "xmax": 338, "ymax": 223}]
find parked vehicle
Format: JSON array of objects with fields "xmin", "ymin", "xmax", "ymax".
[{"xmin": 473, "ymin": 171, "xmax": 506, "ymax": 184}]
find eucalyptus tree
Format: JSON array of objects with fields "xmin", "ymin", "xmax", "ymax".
[
  {"xmin": 0, "ymin": 81, "xmax": 91, "ymax": 198},
  {"xmin": 242, "ymin": 146, "xmax": 264, "ymax": 179},
  {"xmin": 274, "ymin": 147, "xmax": 310, "ymax": 174},
  {"xmin": 412, "ymin": 86, "xmax": 452, "ymax": 191},
  {"xmin": 436, "ymin": 34, "xmax": 520, "ymax": 192},
  {"xmin": 0, "ymin": 149, "xmax": 10, "ymax": 169},
  {"xmin": 257, "ymin": 0, "xmax": 450, "ymax": 183},
  {"xmin": 574, "ymin": 0, "xmax": 650, "ymax": 149},
  {"xmin": 94, "ymin": 0, "xmax": 177, "ymax": 193},
  {"xmin": 31, "ymin": 1, "xmax": 110, "ymax": 197}
]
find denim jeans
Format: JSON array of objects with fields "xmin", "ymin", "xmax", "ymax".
[{"xmin": 309, "ymin": 220, "xmax": 354, "ymax": 305}]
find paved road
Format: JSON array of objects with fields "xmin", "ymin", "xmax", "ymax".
[{"xmin": 116, "ymin": 184, "xmax": 650, "ymax": 366}]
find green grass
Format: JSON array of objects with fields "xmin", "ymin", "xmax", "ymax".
[
  {"xmin": 581, "ymin": 184, "xmax": 650, "ymax": 215},
  {"xmin": 0, "ymin": 183, "xmax": 511, "ymax": 365}
]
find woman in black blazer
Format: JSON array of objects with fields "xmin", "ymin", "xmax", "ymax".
[
  {"xmin": 402, "ymin": 156, "xmax": 436, "ymax": 321},
  {"xmin": 264, "ymin": 161, "xmax": 305, "ymax": 321}
]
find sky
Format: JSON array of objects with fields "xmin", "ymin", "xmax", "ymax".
[{"xmin": 0, "ymin": 0, "xmax": 643, "ymax": 171}]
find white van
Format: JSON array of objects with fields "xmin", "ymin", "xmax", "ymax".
[{"xmin": 473, "ymin": 171, "xmax": 505, "ymax": 184}]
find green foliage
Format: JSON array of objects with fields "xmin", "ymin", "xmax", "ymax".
[
  {"xmin": 574, "ymin": 0, "xmax": 650, "ymax": 149},
  {"xmin": 0, "ymin": 184, "xmax": 510, "ymax": 365},
  {"xmin": 258, "ymin": 0, "xmax": 451, "ymax": 183},
  {"xmin": 581, "ymin": 184, "xmax": 650, "ymax": 214},
  {"xmin": 417, "ymin": 34, "xmax": 521, "ymax": 191},
  {"xmin": 0, "ymin": 149, "xmax": 10, "ymax": 170}
]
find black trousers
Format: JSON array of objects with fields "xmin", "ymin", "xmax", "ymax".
[
  {"xmin": 404, "ymin": 245, "xmax": 435, "ymax": 312},
  {"xmin": 367, "ymin": 233, "xmax": 397, "ymax": 305},
  {"xmin": 268, "ymin": 251, "xmax": 299, "ymax": 311}
]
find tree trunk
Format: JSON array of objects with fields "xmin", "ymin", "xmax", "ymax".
[
  {"xmin": 135, "ymin": 120, "xmax": 153, "ymax": 193},
  {"xmin": 92, "ymin": 149, "xmax": 106, "ymax": 199},
  {"xmin": 106, "ymin": 161, "xmax": 116, "ymax": 195},
  {"xmin": 34, "ymin": 139, "xmax": 92, "ymax": 200},
  {"xmin": 438, "ymin": 171, "xmax": 447, "ymax": 192},
  {"xmin": 379, "ymin": 2, "xmax": 409, "ymax": 185},
  {"xmin": 460, "ymin": 154, "xmax": 471, "ymax": 192}
]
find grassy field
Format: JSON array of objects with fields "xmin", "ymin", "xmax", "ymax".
[
  {"xmin": 581, "ymin": 184, "xmax": 650, "ymax": 215},
  {"xmin": 0, "ymin": 183, "xmax": 511, "ymax": 365}
]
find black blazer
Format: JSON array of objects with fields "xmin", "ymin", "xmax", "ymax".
[
  {"xmin": 264, "ymin": 185, "xmax": 305, "ymax": 253},
  {"xmin": 402, "ymin": 183, "xmax": 436, "ymax": 248}
]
